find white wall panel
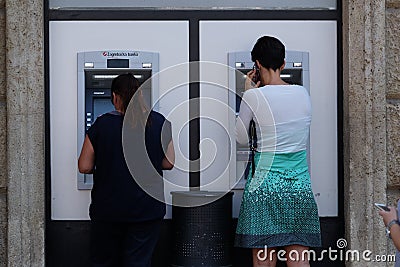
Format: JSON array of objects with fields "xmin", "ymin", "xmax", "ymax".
[
  {"xmin": 199, "ymin": 20, "xmax": 338, "ymax": 217},
  {"xmin": 50, "ymin": 21, "xmax": 189, "ymax": 220}
]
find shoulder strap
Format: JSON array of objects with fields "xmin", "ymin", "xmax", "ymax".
[{"xmin": 249, "ymin": 119, "xmax": 256, "ymax": 177}]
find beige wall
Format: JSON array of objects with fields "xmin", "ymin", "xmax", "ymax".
[
  {"xmin": 387, "ymin": 1, "xmax": 400, "ymax": 260},
  {"xmin": 342, "ymin": 0, "xmax": 400, "ymax": 265},
  {"xmin": 387, "ymin": 0, "xmax": 400, "ymax": 190}
]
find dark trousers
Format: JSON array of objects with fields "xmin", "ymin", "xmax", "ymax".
[{"xmin": 90, "ymin": 220, "xmax": 162, "ymax": 267}]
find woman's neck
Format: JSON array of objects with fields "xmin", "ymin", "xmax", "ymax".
[
  {"xmin": 115, "ymin": 108, "xmax": 124, "ymax": 114},
  {"xmin": 260, "ymin": 68, "xmax": 288, "ymax": 86},
  {"xmin": 267, "ymin": 77, "xmax": 288, "ymax": 86}
]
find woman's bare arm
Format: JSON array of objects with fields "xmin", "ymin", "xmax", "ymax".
[
  {"xmin": 162, "ymin": 140, "xmax": 175, "ymax": 170},
  {"xmin": 78, "ymin": 135, "xmax": 95, "ymax": 174}
]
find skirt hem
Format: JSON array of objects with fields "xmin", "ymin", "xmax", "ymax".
[{"xmin": 234, "ymin": 233, "xmax": 322, "ymax": 248}]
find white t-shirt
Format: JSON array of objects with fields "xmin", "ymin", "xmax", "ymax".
[{"xmin": 236, "ymin": 84, "xmax": 311, "ymax": 153}]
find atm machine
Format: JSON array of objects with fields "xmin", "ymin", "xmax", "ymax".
[
  {"xmin": 228, "ymin": 51, "xmax": 310, "ymax": 215},
  {"xmin": 77, "ymin": 50, "xmax": 159, "ymax": 189}
]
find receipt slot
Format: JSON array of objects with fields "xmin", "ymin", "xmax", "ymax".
[
  {"xmin": 228, "ymin": 51, "xmax": 310, "ymax": 189},
  {"xmin": 77, "ymin": 51, "xmax": 159, "ymax": 189}
]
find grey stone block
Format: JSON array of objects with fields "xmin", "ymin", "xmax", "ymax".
[
  {"xmin": 387, "ymin": 0, "xmax": 400, "ymax": 8},
  {"xmin": 0, "ymin": 190, "xmax": 7, "ymax": 267},
  {"xmin": 7, "ymin": 114, "xmax": 45, "ymax": 267},
  {"xmin": 0, "ymin": 10, "xmax": 5, "ymax": 101},
  {"xmin": 387, "ymin": 8, "xmax": 400, "ymax": 97},
  {"xmin": 5, "ymin": 1, "xmax": 45, "ymax": 265},
  {"xmin": 387, "ymin": 103, "xmax": 400, "ymax": 187},
  {"xmin": 5, "ymin": 0, "xmax": 43, "ymax": 117},
  {"xmin": 0, "ymin": 103, "xmax": 6, "ymax": 189}
]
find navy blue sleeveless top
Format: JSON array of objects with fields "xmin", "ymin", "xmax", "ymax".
[{"xmin": 87, "ymin": 111, "xmax": 171, "ymax": 222}]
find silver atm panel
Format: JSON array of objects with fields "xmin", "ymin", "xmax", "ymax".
[
  {"xmin": 77, "ymin": 51, "xmax": 159, "ymax": 190},
  {"xmin": 228, "ymin": 51, "xmax": 310, "ymax": 190}
]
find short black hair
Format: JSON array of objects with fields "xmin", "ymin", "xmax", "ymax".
[{"xmin": 251, "ymin": 36, "xmax": 285, "ymax": 71}]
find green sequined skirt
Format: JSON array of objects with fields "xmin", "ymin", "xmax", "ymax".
[{"xmin": 235, "ymin": 150, "xmax": 321, "ymax": 248}]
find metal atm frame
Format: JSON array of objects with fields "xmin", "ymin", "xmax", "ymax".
[
  {"xmin": 228, "ymin": 50, "xmax": 310, "ymax": 190},
  {"xmin": 77, "ymin": 50, "xmax": 159, "ymax": 190}
]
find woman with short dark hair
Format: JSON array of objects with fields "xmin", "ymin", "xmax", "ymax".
[{"xmin": 235, "ymin": 36, "xmax": 321, "ymax": 267}]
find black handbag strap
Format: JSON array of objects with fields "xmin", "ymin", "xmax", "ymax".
[{"xmin": 249, "ymin": 119, "xmax": 256, "ymax": 177}]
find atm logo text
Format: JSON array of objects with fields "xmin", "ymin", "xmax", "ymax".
[{"xmin": 102, "ymin": 51, "xmax": 139, "ymax": 57}]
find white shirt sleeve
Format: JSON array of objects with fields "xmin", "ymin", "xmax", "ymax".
[{"xmin": 236, "ymin": 90, "xmax": 255, "ymax": 145}]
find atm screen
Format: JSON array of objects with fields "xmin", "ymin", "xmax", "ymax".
[
  {"xmin": 93, "ymin": 97, "xmax": 114, "ymax": 121},
  {"xmin": 107, "ymin": 59, "xmax": 129, "ymax": 68}
]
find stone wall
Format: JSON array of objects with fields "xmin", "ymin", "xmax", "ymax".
[
  {"xmin": 387, "ymin": 0, "xmax": 400, "ymax": 191},
  {"xmin": 386, "ymin": 1, "xmax": 400, "ymax": 261},
  {"xmin": 343, "ymin": 0, "xmax": 388, "ymax": 266},
  {"xmin": 5, "ymin": 0, "xmax": 45, "ymax": 266},
  {"xmin": 0, "ymin": 0, "xmax": 7, "ymax": 264},
  {"xmin": 343, "ymin": 0, "xmax": 400, "ymax": 264}
]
